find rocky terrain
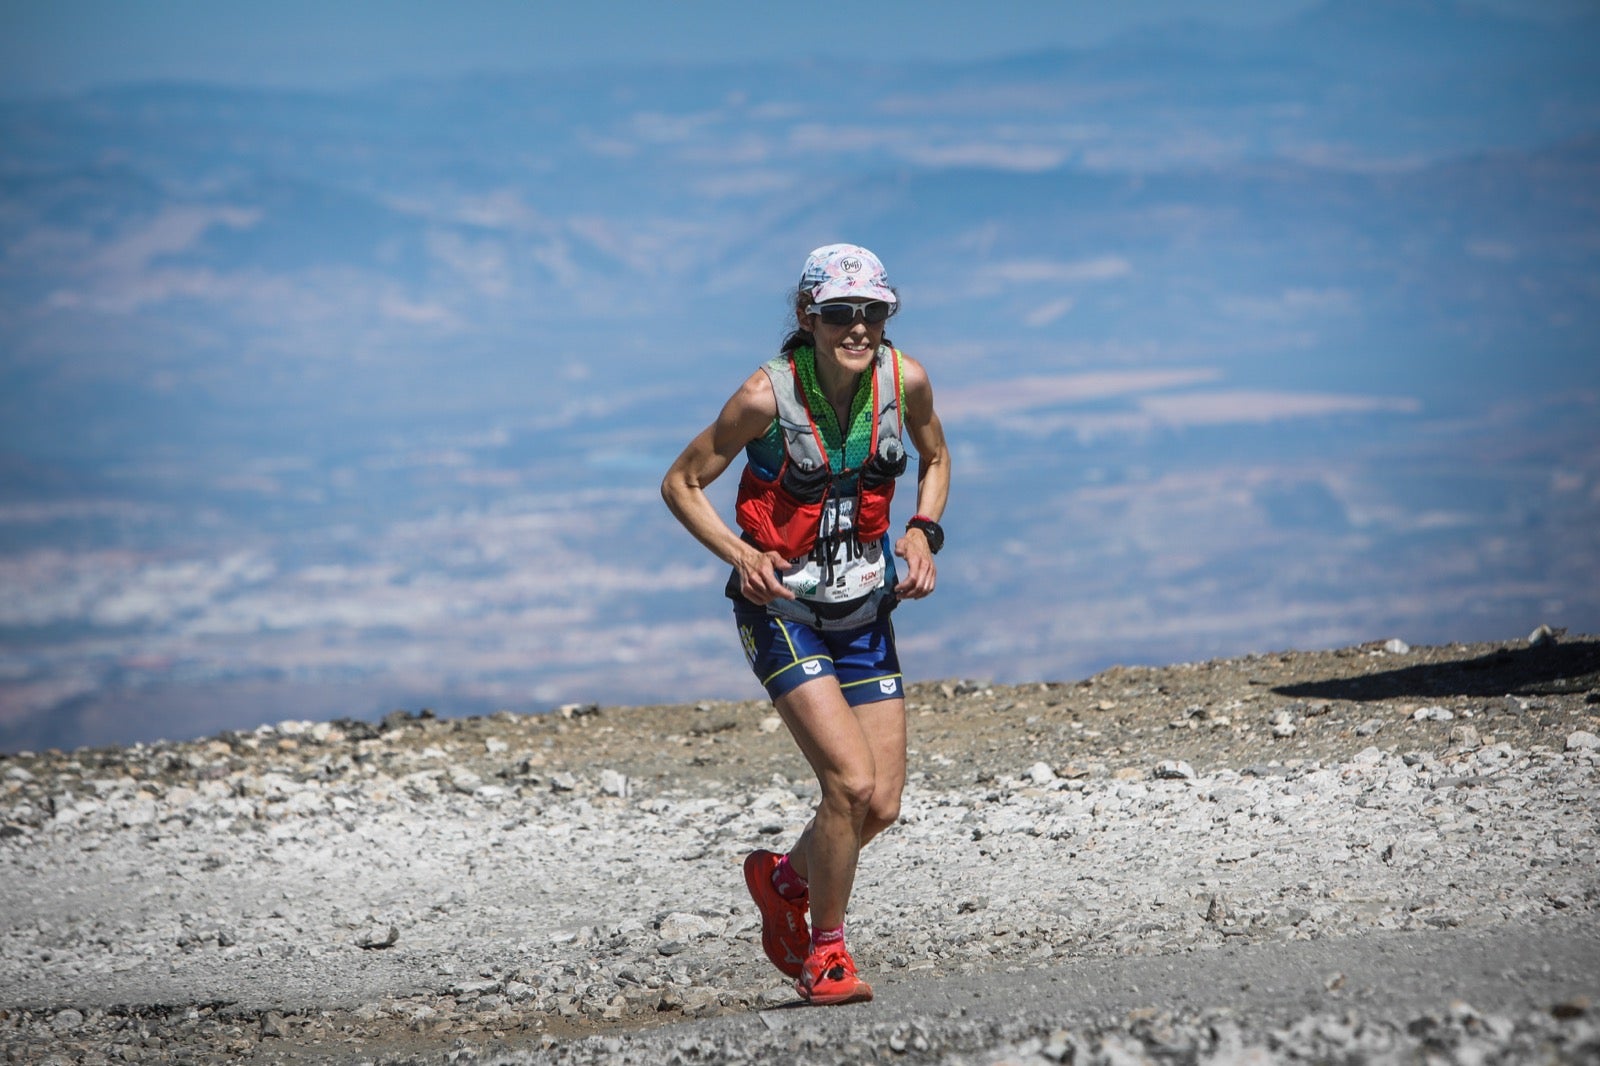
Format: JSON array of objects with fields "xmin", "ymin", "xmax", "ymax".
[{"xmin": 2, "ymin": 631, "xmax": 1598, "ymax": 1064}]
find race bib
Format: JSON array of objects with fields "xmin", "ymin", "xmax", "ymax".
[{"xmin": 778, "ymin": 497, "xmax": 887, "ymax": 604}]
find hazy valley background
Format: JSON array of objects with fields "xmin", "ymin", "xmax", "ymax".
[{"xmin": 2, "ymin": 0, "xmax": 1597, "ymax": 752}]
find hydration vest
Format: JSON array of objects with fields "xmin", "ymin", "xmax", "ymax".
[{"xmin": 735, "ymin": 346, "xmax": 907, "ymax": 562}]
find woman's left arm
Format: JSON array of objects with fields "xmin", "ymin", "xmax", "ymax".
[{"xmin": 893, "ymin": 355, "xmax": 950, "ymax": 600}]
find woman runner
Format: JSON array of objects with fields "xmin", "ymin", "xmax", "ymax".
[{"xmin": 661, "ymin": 244, "xmax": 950, "ymax": 1005}]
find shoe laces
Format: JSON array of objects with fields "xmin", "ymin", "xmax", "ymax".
[{"xmin": 810, "ymin": 944, "xmax": 855, "ymax": 982}]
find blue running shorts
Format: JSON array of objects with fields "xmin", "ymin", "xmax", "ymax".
[{"xmin": 734, "ymin": 604, "xmax": 904, "ymax": 705}]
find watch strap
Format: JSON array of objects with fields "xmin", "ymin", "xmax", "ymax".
[{"xmin": 906, "ymin": 515, "xmax": 944, "ymax": 554}]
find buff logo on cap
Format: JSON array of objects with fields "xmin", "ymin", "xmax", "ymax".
[{"xmin": 800, "ymin": 244, "xmax": 896, "ymax": 304}]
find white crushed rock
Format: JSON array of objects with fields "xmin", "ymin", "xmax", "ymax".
[{"xmin": 2, "ymin": 640, "xmax": 1598, "ymax": 1063}]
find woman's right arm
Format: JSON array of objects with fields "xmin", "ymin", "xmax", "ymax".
[{"xmin": 661, "ymin": 371, "xmax": 796, "ymax": 605}]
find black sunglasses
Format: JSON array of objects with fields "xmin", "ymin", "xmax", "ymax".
[{"xmin": 808, "ymin": 300, "xmax": 894, "ymax": 326}]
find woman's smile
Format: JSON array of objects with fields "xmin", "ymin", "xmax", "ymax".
[{"xmin": 816, "ymin": 321, "xmax": 883, "ymax": 374}]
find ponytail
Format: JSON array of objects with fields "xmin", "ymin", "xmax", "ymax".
[{"xmin": 781, "ymin": 286, "xmax": 814, "ymax": 355}]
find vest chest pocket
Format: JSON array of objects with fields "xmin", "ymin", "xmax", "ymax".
[{"xmin": 735, "ymin": 464, "xmax": 827, "ymax": 561}]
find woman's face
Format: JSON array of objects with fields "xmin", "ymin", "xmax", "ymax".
[{"xmin": 799, "ymin": 298, "xmax": 888, "ymax": 378}]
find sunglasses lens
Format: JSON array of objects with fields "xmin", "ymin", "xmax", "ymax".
[{"xmin": 815, "ymin": 301, "xmax": 892, "ymax": 325}]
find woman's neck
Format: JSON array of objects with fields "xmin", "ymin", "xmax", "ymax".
[{"xmin": 812, "ymin": 351, "xmax": 863, "ymax": 412}]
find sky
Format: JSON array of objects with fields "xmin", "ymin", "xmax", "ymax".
[
  {"xmin": 4, "ymin": 0, "xmax": 1335, "ymax": 96},
  {"xmin": 9, "ymin": 0, "xmax": 1589, "ymax": 101}
]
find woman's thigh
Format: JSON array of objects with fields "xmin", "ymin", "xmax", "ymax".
[
  {"xmin": 773, "ymin": 677, "xmax": 877, "ymax": 793},
  {"xmin": 851, "ymin": 697, "xmax": 906, "ymax": 803},
  {"xmin": 774, "ymin": 681, "xmax": 906, "ymax": 808}
]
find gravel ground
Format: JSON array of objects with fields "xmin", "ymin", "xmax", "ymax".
[{"xmin": 1, "ymin": 631, "xmax": 1597, "ymax": 1064}]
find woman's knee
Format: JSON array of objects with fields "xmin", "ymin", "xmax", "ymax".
[
  {"xmin": 862, "ymin": 793, "xmax": 902, "ymax": 840},
  {"xmin": 820, "ymin": 773, "xmax": 876, "ymax": 823}
]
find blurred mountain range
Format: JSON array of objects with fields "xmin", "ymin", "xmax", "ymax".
[{"xmin": 2, "ymin": 0, "xmax": 1598, "ymax": 751}]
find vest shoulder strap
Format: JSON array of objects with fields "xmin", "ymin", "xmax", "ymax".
[
  {"xmin": 760, "ymin": 354, "xmax": 828, "ymax": 473},
  {"xmin": 877, "ymin": 347, "xmax": 904, "ymax": 448}
]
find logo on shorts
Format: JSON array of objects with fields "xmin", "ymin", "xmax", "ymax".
[
  {"xmin": 880, "ymin": 678, "xmax": 899, "ymax": 695},
  {"xmin": 802, "ymin": 660, "xmax": 823, "ymax": 676},
  {"xmin": 739, "ymin": 624, "xmax": 757, "ymax": 666}
]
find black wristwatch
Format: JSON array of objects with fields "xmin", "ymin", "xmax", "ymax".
[{"xmin": 906, "ymin": 515, "xmax": 944, "ymax": 554}]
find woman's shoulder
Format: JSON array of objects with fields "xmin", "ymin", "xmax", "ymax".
[
  {"xmin": 737, "ymin": 362, "xmax": 780, "ymax": 405},
  {"xmin": 891, "ymin": 348, "xmax": 933, "ymax": 391},
  {"xmin": 718, "ymin": 363, "xmax": 780, "ymax": 436}
]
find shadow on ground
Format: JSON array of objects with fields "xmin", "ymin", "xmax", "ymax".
[{"xmin": 1274, "ymin": 638, "xmax": 1600, "ymax": 704}]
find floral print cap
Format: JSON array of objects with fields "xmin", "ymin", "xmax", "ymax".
[{"xmin": 799, "ymin": 244, "xmax": 896, "ymax": 304}]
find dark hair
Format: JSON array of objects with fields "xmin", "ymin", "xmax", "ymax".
[{"xmin": 780, "ymin": 285, "xmax": 898, "ymax": 355}]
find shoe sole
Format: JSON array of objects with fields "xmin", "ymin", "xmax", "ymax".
[{"xmin": 743, "ymin": 851, "xmax": 808, "ymax": 978}]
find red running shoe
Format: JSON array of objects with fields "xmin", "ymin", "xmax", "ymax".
[
  {"xmin": 743, "ymin": 849, "xmax": 810, "ymax": 978},
  {"xmin": 794, "ymin": 943, "xmax": 873, "ymax": 1006}
]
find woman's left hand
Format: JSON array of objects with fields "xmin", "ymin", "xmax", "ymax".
[{"xmin": 893, "ymin": 530, "xmax": 937, "ymax": 599}]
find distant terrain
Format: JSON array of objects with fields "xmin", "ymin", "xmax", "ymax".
[{"xmin": 2, "ymin": 0, "xmax": 1599, "ymax": 751}]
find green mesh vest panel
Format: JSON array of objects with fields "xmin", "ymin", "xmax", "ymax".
[{"xmin": 791, "ymin": 346, "xmax": 874, "ymax": 473}]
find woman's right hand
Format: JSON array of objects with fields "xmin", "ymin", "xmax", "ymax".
[{"xmin": 735, "ymin": 546, "xmax": 796, "ymax": 604}]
